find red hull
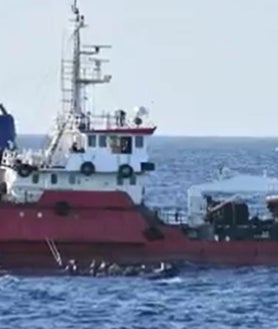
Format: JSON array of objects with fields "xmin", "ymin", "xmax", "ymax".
[
  {"xmin": 0, "ymin": 190, "xmax": 278, "ymax": 270},
  {"xmin": 1, "ymin": 237, "xmax": 278, "ymax": 270}
]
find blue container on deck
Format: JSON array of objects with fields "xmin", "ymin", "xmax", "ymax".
[{"xmin": 0, "ymin": 104, "xmax": 16, "ymax": 156}]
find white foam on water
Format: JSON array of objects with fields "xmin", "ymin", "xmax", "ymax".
[
  {"xmin": 0, "ymin": 274, "xmax": 19, "ymax": 290},
  {"xmin": 158, "ymin": 276, "xmax": 183, "ymax": 284}
]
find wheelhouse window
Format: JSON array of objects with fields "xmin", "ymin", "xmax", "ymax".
[
  {"xmin": 109, "ymin": 136, "xmax": 132, "ymax": 154},
  {"xmin": 32, "ymin": 173, "xmax": 39, "ymax": 184},
  {"xmin": 110, "ymin": 136, "xmax": 121, "ymax": 154},
  {"xmin": 135, "ymin": 136, "xmax": 144, "ymax": 148},
  {"xmin": 120, "ymin": 136, "xmax": 132, "ymax": 154},
  {"xmin": 88, "ymin": 134, "xmax": 96, "ymax": 147},
  {"xmin": 51, "ymin": 173, "xmax": 58, "ymax": 185},
  {"xmin": 99, "ymin": 135, "xmax": 107, "ymax": 148}
]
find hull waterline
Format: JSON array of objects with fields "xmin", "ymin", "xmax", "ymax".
[{"xmin": 1, "ymin": 235, "xmax": 278, "ymax": 271}]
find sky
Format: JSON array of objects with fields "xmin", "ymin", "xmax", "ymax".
[{"xmin": 1, "ymin": 0, "xmax": 278, "ymax": 136}]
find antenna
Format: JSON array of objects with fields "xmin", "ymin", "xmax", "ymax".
[
  {"xmin": 62, "ymin": 0, "xmax": 112, "ymax": 116},
  {"xmin": 71, "ymin": 0, "xmax": 79, "ymax": 15}
]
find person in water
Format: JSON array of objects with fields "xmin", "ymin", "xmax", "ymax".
[{"xmin": 65, "ymin": 259, "xmax": 79, "ymax": 275}]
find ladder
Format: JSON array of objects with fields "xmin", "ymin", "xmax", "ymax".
[
  {"xmin": 46, "ymin": 238, "xmax": 63, "ymax": 267},
  {"xmin": 61, "ymin": 59, "xmax": 74, "ymax": 114},
  {"xmin": 46, "ymin": 118, "xmax": 68, "ymax": 165}
]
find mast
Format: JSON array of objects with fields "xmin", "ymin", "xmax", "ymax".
[
  {"xmin": 71, "ymin": 0, "xmax": 84, "ymax": 114},
  {"xmin": 68, "ymin": 0, "xmax": 112, "ymax": 116},
  {"xmin": 47, "ymin": 1, "xmax": 113, "ymax": 165}
]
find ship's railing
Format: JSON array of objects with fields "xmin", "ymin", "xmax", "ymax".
[
  {"xmin": 90, "ymin": 113, "xmax": 154, "ymax": 130},
  {"xmin": 154, "ymin": 203, "xmax": 271, "ymax": 226},
  {"xmin": 152, "ymin": 207, "xmax": 188, "ymax": 225},
  {"xmin": 1, "ymin": 149, "xmax": 17, "ymax": 166},
  {"xmin": 8, "ymin": 187, "xmax": 44, "ymax": 204},
  {"xmin": 65, "ymin": 112, "xmax": 155, "ymax": 131},
  {"xmin": 1, "ymin": 148, "xmax": 48, "ymax": 168}
]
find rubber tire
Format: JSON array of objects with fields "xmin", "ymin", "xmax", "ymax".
[
  {"xmin": 80, "ymin": 162, "xmax": 95, "ymax": 176},
  {"xmin": 118, "ymin": 164, "xmax": 133, "ymax": 179},
  {"xmin": 18, "ymin": 164, "xmax": 33, "ymax": 178}
]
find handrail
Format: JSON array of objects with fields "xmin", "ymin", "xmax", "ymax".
[{"xmin": 151, "ymin": 207, "xmax": 187, "ymax": 225}]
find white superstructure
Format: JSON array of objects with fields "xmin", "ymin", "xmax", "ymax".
[{"xmin": 0, "ymin": 1, "xmax": 156, "ymax": 204}]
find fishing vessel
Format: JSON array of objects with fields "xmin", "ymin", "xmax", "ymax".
[{"xmin": 2, "ymin": 2, "xmax": 278, "ymax": 272}]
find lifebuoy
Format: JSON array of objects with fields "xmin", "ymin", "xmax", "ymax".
[
  {"xmin": 54, "ymin": 201, "xmax": 71, "ymax": 216},
  {"xmin": 80, "ymin": 161, "xmax": 95, "ymax": 176},
  {"xmin": 118, "ymin": 164, "xmax": 133, "ymax": 179},
  {"xmin": 17, "ymin": 163, "xmax": 33, "ymax": 178}
]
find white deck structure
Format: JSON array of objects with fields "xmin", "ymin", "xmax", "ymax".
[
  {"xmin": 0, "ymin": 1, "xmax": 156, "ymax": 205},
  {"xmin": 187, "ymin": 168, "xmax": 278, "ymax": 227}
]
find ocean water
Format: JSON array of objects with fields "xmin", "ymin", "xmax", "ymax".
[{"xmin": 2, "ymin": 135, "xmax": 278, "ymax": 328}]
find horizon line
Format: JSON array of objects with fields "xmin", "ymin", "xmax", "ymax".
[{"xmin": 17, "ymin": 133, "xmax": 278, "ymax": 139}]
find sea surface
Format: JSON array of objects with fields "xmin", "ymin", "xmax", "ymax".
[{"xmin": 2, "ymin": 135, "xmax": 278, "ymax": 329}]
